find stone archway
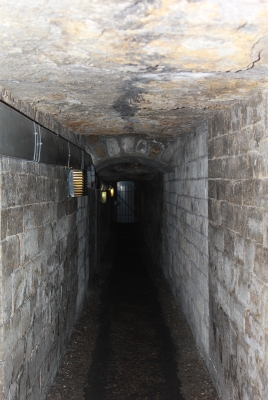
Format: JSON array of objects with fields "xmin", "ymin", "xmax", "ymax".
[{"xmin": 84, "ymin": 135, "xmax": 176, "ymax": 177}]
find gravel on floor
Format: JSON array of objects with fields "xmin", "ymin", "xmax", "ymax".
[{"xmin": 47, "ymin": 224, "xmax": 219, "ymax": 400}]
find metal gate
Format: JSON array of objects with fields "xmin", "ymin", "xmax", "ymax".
[{"xmin": 117, "ymin": 181, "xmax": 138, "ymax": 223}]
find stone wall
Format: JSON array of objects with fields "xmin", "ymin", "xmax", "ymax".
[
  {"xmin": 208, "ymin": 90, "xmax": 268, "ymax": 399},
  {"xmin": 142, "ymin": 123, "xmax": 209, "ymax": 360},
  {"xmin": 0, "ymin": 156, "xmax": 97, "ymax": 399},
  {"xmin": 142, "ymin": 91, "xmax": 268, "ymax": 399}
]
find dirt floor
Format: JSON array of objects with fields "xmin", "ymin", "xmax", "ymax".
[{"xmin": 47, "ymin": 224, "xmax": 219, "ymax": 400}]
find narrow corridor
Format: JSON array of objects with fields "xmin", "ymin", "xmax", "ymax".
[
  {"xmin": 85, "ymin": 223, "xmax": 182, "ymax": 399},
  {"xmin": 47, "ymin": 224, "xmax": 219, "ymax": 400}
]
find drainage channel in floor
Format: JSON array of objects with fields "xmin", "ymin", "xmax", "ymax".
[{"xmin": 47, "ymin": 223, "xmax": 219, "ymax": 400}]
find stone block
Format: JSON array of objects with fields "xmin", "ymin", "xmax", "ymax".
[
  {"xmin": 32, "ymin": 251, "xmax": 47, "ymax": 289},
  {"xmin": 21, "ymin": 299, "xmax": 31, "ymax": 336},
  {"xmin": 221, "ymin": 201, "xmax": 233, "ymax": 231},
  {"xmin": 38, "ymin": 224, "xmax": 53, "ymax": 253},
  {"xmin": 8, "ymin": 382, "xmax": 19, "ymax": 400},
  {"xmin": 214, "ymin": 135, "xmax": 225, "ymax": 158},
  {"xmin": 210, "ymin": 112, "xmax": 225, "ymax": 138},
  {"xmin": 55, "ymin": 217, "xmax": 68, "ymax": 242},
  {"xmin": 55, "ymin": 201, "xmax": 66, "ymax": 222},
  {"xmin": 20, "ymin": 229, "xmax": 39, "ymax": 265},
  {"xmin": 208, "ymin": 158, "xmax": 222, "ymax": 179},
  {"xmin": 233, "ymin": 205, "xmax": 247, "ymax": 236},
  {"xmin": 3, "ymin": 275, "xmax": 12, "ymax": 322},
  {"xmin": 208, "ymin": 138, "xmax": 214, "ymax": 159},
  {"xmin": 245, "ymin": 310, "xmax": 264, "ymax": 352},
  {"xmin": 121, "ymin": 137, "xmax": 135, "ymax": 153},
  {"xmin": 242, "ymin": 179, "xmax": 255, "ymax": 206},
  {"xmin": 2, "ymin": 235, "xmax": 20, "ymax": 276},
  {"xmin": 1, "ymin": 207, "xmax": 23, "ymax": 240},
  {"xmin": 248, "ymin": 151, "xmax": 263, "ymax": 179},
  {"xmin": 67, "ymin": 198, "xmax": 77, "ymax": 216},
  {"xmin": 224, "ymin": 229, "xmax": 235, "ymax": 259},
  {"xmin": 236, "ymin": 266, "xmax": 250, "ymax": 309},
  {"xmin": 227, "ymin": 132, "xmax": 239, "ymax": 157},
  {"xmin": 106, "ymin": 138, "xmax": 120, "ymax": 156},
  {"xmin": 18, "ymin": 364, "xmax": 28, "ymax": 400},
  {"xmin": 1, "ymin": 173, "xmax": 16, "ymax": 208},
  {"xmin": 244, "ymin": 238, "xmax": 255, "ymax": 272},
  {"xmin": 24, "ymin": 203, "xmax": 50, "ymax": 231},
  {"xmin": 5, "ymin": 158, "xmax": 24, "ymax": 174},
  {"xmin": 247, "ymin": 95, "xmax": 264, "ymax": 126},
  {"xmin": 4, "ymin": 355, "xmax": 13, "ymax": 397},
  {"xmin": 25, "ymin": 327, "xmax": 34, "ymax": 361},
  {"xmin": 33, "ymin": 312, "xmax": 44, "ymax": 348},
  {"xmin": 231, "ymin": 104, "xmax": 241, "ymax": 132},
  {"xmin": 247, "ymin": 207, "xmax": 263, "ymax": 244},
  {"xmin": 12, "ymin": 338, "xmax": 25, "ymax": 382},
  {"xmin": 12, "ymin": 267, "xmax": 27, "ymax": 312},
  {"xmin": 208, "ymin": 179, "xmax": 222, "ymax": 201},
  {"xmin": 218, "ymin": 254, "xmax": 233, "ymax": 292},
  {"xmin": 27, "ymin": 352, "xmax": 39, "ymax": 390},
  {"xmin": 234, "ymin": 234, "xmax": 245, "ymax": 265},
  {"xmin": 263, "ymin": 212, "xmax": 268, "ymax": 249},
  {"xmin": 239, "ymin": 127, "xmax": 251, "ymax": 155},
  {"xmin": 27, "ymin": 174, "xmax": 37, "ymax": 204},
  {"xmin": 48, "ymin": 179, "xmax": 57, "ymax": 203},
  {"xmin": 57, "ymin": 180, "xmax": 68, "ymax": 202},
  {"xmin": 232, "ymin": 181, "xmax": 243, "ymax": 205},
  {"xmin": 254, "ymin": 244, "xmax": 268, "ymax": 284},
  {"xmin": 14, "ymin": 174, "xmax": 29, "ymax": 206},
  {"xmin": 255, "ymin": 179, "xmax": 268, "ymax": 209},
  {"xmin": 208, "ymin": 199, "xmax": 221, "ymax": 225},
  {"xmin": 4, "ymin": 310, "xmax": 22, "ymax": 359},
  {"xmin": 39, "ymin": 164, "xmax": 50, "ymax": 178},
  {"xmin": 26, "ymin": 161, "xmax": 38, "ymax": 175},
  {"xmin": 209, "ymin": 223, "xmax": 224, "ymax": 251},
  {"xmin": 218, "ymin": 180, "xmax": 226, "ymax": 201}
]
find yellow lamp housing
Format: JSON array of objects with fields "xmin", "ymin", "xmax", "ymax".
[
  {"xmin": 68, "ymin": 169, "xmax": 85, "ymax": 197},
  {"xmin": 100, "ymin": 191, "xmax": 107, "ymax": 203},
  {"xmin": 110, "ymin": 187, "xmax": 114, "ymax": 197}
]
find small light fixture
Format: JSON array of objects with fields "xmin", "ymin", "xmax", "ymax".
[
  {"xmin": 68, "ymin": 169, "xmax": 84, "ymax": 197},
  {"xmin": 100, "ymin": 191, "xmax": 107, "ymax": 203},
  {"xmin": 110, "ymin": 187, "xmax": 114, "ymax": 197}
]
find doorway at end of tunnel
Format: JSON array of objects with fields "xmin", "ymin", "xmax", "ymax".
[{"xmin": 116, "ymin": 181, "xmax": 140, "ymax": 223}]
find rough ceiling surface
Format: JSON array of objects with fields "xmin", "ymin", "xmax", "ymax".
[{"xmin": 1, "ymin": 0, "xmax": 268, "ymax": 140}]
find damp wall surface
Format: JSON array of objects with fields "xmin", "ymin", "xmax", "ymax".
[
  {"xmin": 0, "ymin": 156, "xmax": 98, "ymax": 399},
  {"xmin": 143, "ymin": 90, "xmax": 268, "ymax": 399}
]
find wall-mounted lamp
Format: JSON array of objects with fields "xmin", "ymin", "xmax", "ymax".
[
  {"xmin": 100, "ymin": 191, "xmax": 107, "ymax": 203},
  {"xmin": 110, "ymin": 187, "xmax": 115, "ymax": 197},
  {"xmin": 68, "ymin": 169, "xmax": 84, "ymax": 197}
]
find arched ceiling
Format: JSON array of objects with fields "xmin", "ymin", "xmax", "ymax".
[
  {"xmin": 1, "ymin": 0, "xmax": 268, "ymax": 140},
  {"xmin": 98, "ymin": 162, "xmax": 158, "ymax": 182}
]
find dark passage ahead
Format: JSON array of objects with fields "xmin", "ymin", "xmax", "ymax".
[{"xmin": 84, "ymin": 223, "xmax": 183, "ymax": 400}]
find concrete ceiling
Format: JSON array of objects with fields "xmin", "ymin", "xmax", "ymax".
[
  {"xmin": 1, "ymin": 0, "xmax": 268, "ymax": 136},
  {"xmin": 1, "ymin": 0, "xmax": 268, "ymax": 180}
]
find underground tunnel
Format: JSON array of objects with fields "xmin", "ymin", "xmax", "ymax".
[{"xmin": 1, "ymin": 1, "xmax": 268, "ymax": 399}]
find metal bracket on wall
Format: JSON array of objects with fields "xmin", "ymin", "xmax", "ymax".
[{"xmin": 0, "ymin": 101, "xmax": 93, "ymax": 169}]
